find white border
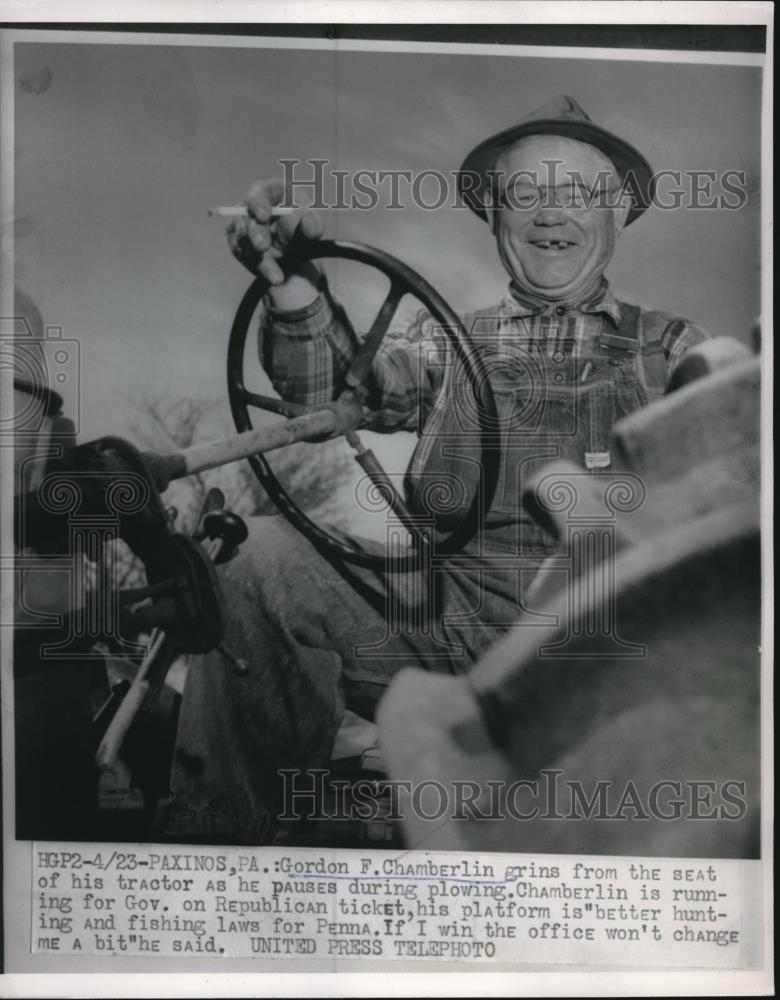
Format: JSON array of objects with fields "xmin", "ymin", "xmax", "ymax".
[
  {"xmin": 0, "ymin": 0, "xmax": 773, "ymax": 26},
  {"xmin": 0, "ymin": 969, "xmax": 776, "ymax": 998},
  {"xmin": 1, "ymin": 9, "xmax": 774, "ymax": 998}
]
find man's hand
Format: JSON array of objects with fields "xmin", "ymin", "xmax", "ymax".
[{"xmin": 226, "ymin": 178, "xmax": 324, "ymax": 310}]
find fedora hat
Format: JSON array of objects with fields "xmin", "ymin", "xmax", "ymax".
[{"xmin": 458, "ymin": 95, "xmax": 655, "ymax": 225}]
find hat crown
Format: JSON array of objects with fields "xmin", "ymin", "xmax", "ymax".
[{"xmin": 521, "ymin": 94, "xmax": 592, "ymax": 125}]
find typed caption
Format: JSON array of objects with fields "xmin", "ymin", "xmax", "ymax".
[{"xmin": 31, "ymin": 843, "xmax": 761, "ymax": 967}]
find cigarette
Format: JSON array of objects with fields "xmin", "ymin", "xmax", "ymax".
[{"xmin": 207, "ymin": 205, "xmax": 296, "ymax": 218}]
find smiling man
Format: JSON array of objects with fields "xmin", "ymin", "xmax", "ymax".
[
  {"xmin": 491, "ymin": 136, "xmax": 625, "ymax": 301},
  {"xmin": 166, "ymin": 96, "xmax": 712, "ymax": 844}
]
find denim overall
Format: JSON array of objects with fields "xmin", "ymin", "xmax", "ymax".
[{"xmin": 406, "ymin": 301, "xmax": 656, "ymax": 555}]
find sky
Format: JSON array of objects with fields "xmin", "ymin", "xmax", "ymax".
[{"xmin": 10, "ymin": 35, "xmax": 763, "ymax": 484}]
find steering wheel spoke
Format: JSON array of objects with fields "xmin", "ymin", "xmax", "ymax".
[{"xmin": 346, "ymin": 279, "xmax": 406, "ymax": 389}]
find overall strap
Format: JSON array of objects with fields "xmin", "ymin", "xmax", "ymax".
[
  {"xmin": 464, "ymin": 305, "xmax": 504, "ymax": 339},
  {"xmin": 598, "ymin": 302, "xmax": 641, "ymax": 356}
]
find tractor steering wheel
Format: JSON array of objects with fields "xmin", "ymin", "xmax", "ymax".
[{"xmin": 227, "ymin": 239, "xmax": 499, "ymax": 572}]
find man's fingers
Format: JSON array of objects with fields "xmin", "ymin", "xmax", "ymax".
[
  {"xmin": 245, "ymin": 178, "xmax": 288, "ymax": 222},
  {"xmin": 226, "ymin": 219, "xmax": 262, "ymax": 274},
  {"xmin": 272, "ymin": 207, "xmax": 322, "ymax": 248},
  {"xmin": 246, "ymin": 218, "xmax": 272, "ymax": 252},
  {"xmin": 226, "ymin": 219, "xmax": 241, "ymax": 254},
  {"xmin": 230, "ymin": 178, "xmax": 323, "ymax": 280},
  {"xmin": 257, "ymin": 252, "xmax": 286, "ymax": 285},
  {"xmin": 299, "ymin": 209, "xmax": 324, "ymax": 240},
  {"xmin": 226, "ymin": 219, "xmax": 248, "ymax": 260},
  {"xmin": 274, "ymin": 209, "xmax": 304, "ymax": 248}
]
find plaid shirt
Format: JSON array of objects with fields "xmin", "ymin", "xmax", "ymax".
[{"xmin": 261, "ymin": 280, "xmax": 712, "ymax": 440}]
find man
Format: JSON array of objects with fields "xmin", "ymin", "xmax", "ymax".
[{"xmin": 165, "ymin": 96, "xmax": 710, "ymax": 843}]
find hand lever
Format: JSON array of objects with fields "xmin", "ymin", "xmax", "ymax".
[
  {"xmin": 201, "ymin": 509, "xmax": 251, "ymax": 675},
  {"xmin": 202, "ymin": 510, "xmax": 249, "ymax": 565}
]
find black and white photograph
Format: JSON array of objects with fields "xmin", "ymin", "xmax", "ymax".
[{"xmin": 1, "ymin": 5, "xmax": 773, "ymax": 993}]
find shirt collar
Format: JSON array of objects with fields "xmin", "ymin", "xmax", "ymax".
[{"xmin": 499, "ymin": 279, "xmax": 621, "ymax": 327}]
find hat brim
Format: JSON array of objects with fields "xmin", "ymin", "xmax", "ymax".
[{"xmin": 458, "ymin": 118, "xmax": 655, "ymax": 225}]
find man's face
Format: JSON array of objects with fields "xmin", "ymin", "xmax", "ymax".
[{"xmin": 492, "ymin": 135, "xmax": 629, "ymax": 302}]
